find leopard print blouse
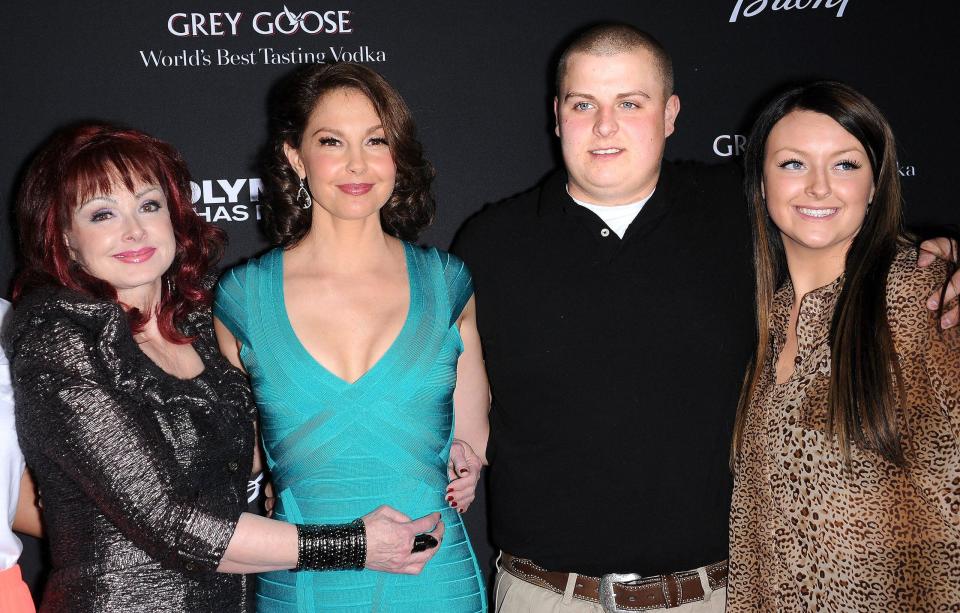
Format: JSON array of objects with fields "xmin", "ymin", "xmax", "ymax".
[{"xmin": 728, "ymin": 246, "xmax": 960, "ymax": 612}]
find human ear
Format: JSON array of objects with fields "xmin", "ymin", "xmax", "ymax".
[
  {"xmin": 283, "ymin": 142, "xmax": 306, "ymax": 179},
  {"xmin": 62, "ymin": 231, "xmax": 78, "ymax": 262},
  {"xmin": 553, "ymin": 97, "xmax": 560, "ymax": 138},
  {"xmin": 663, "ymin": 95, "xmax": 680, "ymax": 138}
]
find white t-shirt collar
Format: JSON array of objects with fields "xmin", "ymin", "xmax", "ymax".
[{"xmin": 566, "ymin": 186, "xmax": 656, "ymax": 239}]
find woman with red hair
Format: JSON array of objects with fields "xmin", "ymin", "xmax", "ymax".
[{"xmin": 4, "ymin": 123, "xmax": 445, "ymax": 612}]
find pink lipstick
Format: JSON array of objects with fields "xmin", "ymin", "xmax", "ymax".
[
  {"xmin": 337, "ymin": 183, "xmax": 374, "ymax": 196},
  {"xmin": 113, "ymin": 247, "xmax": 156, "ymax": 263}
]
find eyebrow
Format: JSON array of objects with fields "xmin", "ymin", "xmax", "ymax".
[
  {"xmin": 563, "ymin": 90, "xmax": 651, "ymax": 102},
  {"xmin": 310, "ymin": 124, "xmax": 385, "ymax": 138},
  {"xmin": 78, "ymin": 184, "xmax": 162, "ymax": 209},
  {"xmin": 771, "ymin": 147, "xmax": 865, "ymax": 157}
]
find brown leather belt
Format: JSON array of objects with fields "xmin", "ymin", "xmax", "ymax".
[{"xmin": 501, "ymin": 553, "xmax": 727, "ymax": 611}]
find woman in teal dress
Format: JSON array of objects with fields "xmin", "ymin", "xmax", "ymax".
[{"xmin": 214, "ymin": 63, "xmax": 489, "ymax": 612}]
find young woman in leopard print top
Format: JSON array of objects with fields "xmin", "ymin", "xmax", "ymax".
[{"xmin": 728, "ymin": 81, "xmax": 959, "ymax": 611}]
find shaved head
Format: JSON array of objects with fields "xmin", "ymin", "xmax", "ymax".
[{"xmin": 556, "ymin": 24, "xmax": 674, "ymax": 98}]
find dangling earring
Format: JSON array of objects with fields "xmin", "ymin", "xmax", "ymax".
[
  {"xmin": 297, "ymin": 177, "xmax": 312, "ymax": 210},
  {"xmin": 165, "ymin": 275, "xmax": 175, "ymax": 296}
]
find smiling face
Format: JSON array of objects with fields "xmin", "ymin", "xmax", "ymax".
[
  {"xmin": 284, "ymin": 88, "xmax": 397, "ymax": 224},
  {"xmin": 554, "ymin": 49, "xmax": 679, "ymax": 205},
  {"xmin": 763, "ymin": 110, "xmax": 875, "ymax": 263},
  {"xmin": 63, "ymin": 179, "xmax": 177, "ymax": 303}
]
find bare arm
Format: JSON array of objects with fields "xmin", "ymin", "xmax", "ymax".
[
  {"xmin": 213, "ymin": 316, "xmax": 267, "ymax": 477},
  {"xmin": 12, "ymin": 467, "xmax": 42, "ymax": 538},
  {"xmin": 446, "ymin": 297, "xmax": 490, "ymax": 513},
  {"xmin": 452, "ymin": 297, "xmax": 490, "ymax": 464},
  {"xmin": 214, "ymin": 316, "xmax": 246, "ymax": 372},
  {"xmin": 217, "ymin": 506, "xmax": 445, "ymax": 575}
]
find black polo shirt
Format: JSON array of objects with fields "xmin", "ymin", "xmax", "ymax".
[{"xmin": 452, "ymin": 161, "xmax": 756, "ymax": 576}]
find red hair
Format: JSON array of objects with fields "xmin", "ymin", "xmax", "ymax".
[{"xmin": 13, "ymin": 123, "xmax": 225, "ymax": 343}]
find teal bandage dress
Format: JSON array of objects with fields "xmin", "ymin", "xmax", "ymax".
[{"xmin": 214, "ymin": 242, "xmax": 486, "ymax": 612}]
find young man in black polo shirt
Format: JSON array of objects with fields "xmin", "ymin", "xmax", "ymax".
[
  {"xmin": 453, "ymin": 23, "xmax": 959, "ymax": 613},
  {"xmin": 455, "ymin": 25, "xmax": 743, "ymax": 612}
]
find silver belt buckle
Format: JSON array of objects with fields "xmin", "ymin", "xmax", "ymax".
[{"xmin": 599, "ymin": 572, "xmax": 641, "ymax": 613}]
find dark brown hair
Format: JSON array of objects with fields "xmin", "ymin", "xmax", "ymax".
[
  {"xmin": 13, "ymin": 123, "xmax": 225, "ymax": 343},
  {"xmin": 556, "ymin": 23, "xmax": 674, "ymax": 97},
  {"xmin": 732, "ymin": 81, "xmax": 934, "ymax": 468},
  {"xmin": 263, "ymin": 62, "xmax": 435, "ymax": 247}
]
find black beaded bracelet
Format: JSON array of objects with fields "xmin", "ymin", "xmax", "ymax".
[{"xmin": 294, "ymin": 518, "xmax": 366, "ymax": 571}]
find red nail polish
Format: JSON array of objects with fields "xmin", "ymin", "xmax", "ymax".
[
  {"xmin": 447, "ymin": 495, "xmax": 454, "ymax": 501},
  {"xmin": 459, "ymin": 468, "xmax": 468, "ymax": 474},
  {"xmin": 450, "ymin": 501, "xmax": 458, "ymax": 507},
  {"xmin": 446, "ymin": 487, "xmax": 453, "ymax": 494}
]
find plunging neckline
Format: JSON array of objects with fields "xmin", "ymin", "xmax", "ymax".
[{"xmin": 274, "ymin": 242, "xmax": 418, "ymax": 388}]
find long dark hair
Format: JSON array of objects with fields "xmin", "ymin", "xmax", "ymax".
[
  {"xmin": 263, "ymin": 62, "xmax": 435, "ymax": 247},
  {"xmin": 732, "ymin": 81, "xmax": 915, "ymax": 467},
  {"xmin": 13, "ymin": 123, "xmax": 225, "ymax": 343}
]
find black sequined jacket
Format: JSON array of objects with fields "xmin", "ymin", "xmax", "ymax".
[{"xmin": 4, "ymin": 286, "xmax": 256, "ymax": 612}]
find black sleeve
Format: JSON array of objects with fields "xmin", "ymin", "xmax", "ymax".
[{"xmin": 12, "ymin": 313, "xmax": 240, "ymax": 571}]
